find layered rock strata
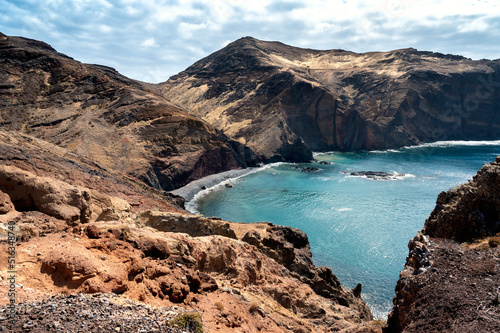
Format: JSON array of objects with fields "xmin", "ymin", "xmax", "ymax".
[
  {"xmin": 385, "ymin": 158, "xmax": 500, "ymax": 333},
  {"xmin": 0, "ymin": 32, "xmax": 257, "ymax": 191},
  {"xmin": 162, "ymin": 37, "xmax": 500, "ymax": 161}
]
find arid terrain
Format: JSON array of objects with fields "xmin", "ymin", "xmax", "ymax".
[
  {"xmin": 162, "ymin": 37, "xmax": 500, "ymax": 161},
  {"xmin": 1, "ymin": 32, "xmax": 500, "ymax": 332}
]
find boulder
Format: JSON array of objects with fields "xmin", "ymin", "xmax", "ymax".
[
  {"xmin": 0, "ymin": 165, "xmax": 130, "ymax": 225},
  {"xmin": 0, "ymin": 190, "xmax": 13, "ymax": 214}
]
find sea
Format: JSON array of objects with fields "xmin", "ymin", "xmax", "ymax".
[{"xmin": 186, "ymin": 140, "xmax": 500, "ymax": 319}]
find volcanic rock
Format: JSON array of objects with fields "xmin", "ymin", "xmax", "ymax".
[
  {"xmin": 0, "ymin": 33, "xmax": 258, "ymax": 191},
  {"xmin": 423, "ymin": 160, "xmax": 500, "ymax": 242},
  {"xmin": 349, "ymin": 171, "xmax": 405, "ymax": 180},
  {"xmin": 301, "ymin": 167, "xmax": 320, "ymax": 172},
  {"xmin": 162, "ymin": 37, "xmax": 500, "ymax": 160},
  {"xmin": 385, "ymin": 158, "xmax": 500, "ymax": 333}
]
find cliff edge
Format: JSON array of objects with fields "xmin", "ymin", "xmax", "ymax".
[{"xmin": 385, "ymin": 158, "xmax": 500, "ymax": 333}]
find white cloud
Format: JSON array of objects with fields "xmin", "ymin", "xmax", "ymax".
[
  {"xmin": 0, "ymin": 0, "xmax": 499, "ymax": 82},
  {"xmin": 458, "ymin": 17, "xmax": 489, "ymax": 33},
  {"xmin": 98, "ymin": 24, "xmax": 113, "ymax": 33},
  {"xmin": 178, "ymin": 22, "xmax": 210, "ymax": 39},
  {"xmin": 141, "ymin": 38, "xmax": 158, "ymax": 47}
]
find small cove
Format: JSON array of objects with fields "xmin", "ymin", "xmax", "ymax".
[{"xmin": 185, "ymin": 141, "xmax": 500, "ymax": 318}]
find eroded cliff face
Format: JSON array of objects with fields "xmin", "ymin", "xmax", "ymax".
[
  {"xmin": 161, "ymin": 37, "xmax": 500, "ymax": 160},
  {"xmin": 385, "ymin": 159, "xmax": 500, "ymax": 333},
  {"xmin": 0, "ymin": 33, "xmax": 258, "ymax": 191}
]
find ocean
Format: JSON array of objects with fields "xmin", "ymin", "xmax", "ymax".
[{"xmin": 187, "ymin": 141, "xmax": 500, "ymax": 319}]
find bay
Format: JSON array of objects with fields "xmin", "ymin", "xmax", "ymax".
[{"xmin": 189, "ymin": 141, "xmax": 500, "ymax": 318}]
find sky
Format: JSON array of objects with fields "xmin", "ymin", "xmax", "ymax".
[{"xmin": 1, "ymin": 0, "xmax": 499, "ymax": 83}]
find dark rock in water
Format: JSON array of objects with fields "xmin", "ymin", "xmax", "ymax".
[
  {"xmin": 225, "ymin": 183, "xmax": 234, "ymax": 188},
  {"xmin": 301, "ymin": 167, "xmax": 320, "ymax": 173},
  {"xmin": 318, "ymin": 161, "xmax": 333, "ymax": 165},
  {"xmin": 352, "ymin": 283, "xmax": 362, "ymax": 298},
  {"xmin": 349, "ymin": 171, "xmax": 404, "ymax": 180},
  {"xmin": 201, "ymin": 186, "xmax": 207, "ymax": 190}
]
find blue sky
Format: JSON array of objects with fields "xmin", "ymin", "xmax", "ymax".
[{"xmin": 1, "ymin": 0, "xmax": 499, "ymax": 83}]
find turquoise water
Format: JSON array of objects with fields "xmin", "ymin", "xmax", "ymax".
[{"xmin": 190, "ymin": 141, "xmax": 500, "ymax": 318}]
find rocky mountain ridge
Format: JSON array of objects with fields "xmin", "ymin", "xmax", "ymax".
[
  {"xmin": 162, "ymin": 37, "xmax": 500, "ymax": 161},
  {"xmin": 0, "ymin": 32, "xmax": 257, "ymax": 192}
]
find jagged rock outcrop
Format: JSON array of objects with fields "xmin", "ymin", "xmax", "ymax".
[
  {"xmin": 161, "ymin": 37, "xmax": 500, "ymax": 160},
  {"xmin": 423, "ymin": 157, "xmax": 500, "ymax": 242},
  {"xmin": 137, "ymin": 210, "xmax": 373, "ymax": 320},
  {"xmin": 0, "ymin": 164, "xmax": 131, "ymax": 224},
  {"xmin": 385, "ymin": 159, "xmax": 500, "ymax": 333},
  {"xmin": 0, "ymin": 33, "xmax": 258, "ymax": 191}
]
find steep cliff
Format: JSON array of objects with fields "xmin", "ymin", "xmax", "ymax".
[
  {"xmin": 0, "ymin": 32, "xmax": 257, "ymax": 191},
  {"xmin": 161, "ymin": 37, "xmax": 500, "ymax": 161},
  {"xmin": 385, "ymin": 158, "xmax": 500, "ymax": 333}
]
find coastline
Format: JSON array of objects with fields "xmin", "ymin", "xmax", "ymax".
[{"xmin": 169, "ymin": 168, "xmax": 260, "ymax": 204}]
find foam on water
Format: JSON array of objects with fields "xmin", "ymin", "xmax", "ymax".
[
  {"xmin": 186, "ymin": 162, "xmax": 286, "ymax": 213},
  {"xmin": 403, "ymin": 139, "xmax": 500, "ymax": 149}
]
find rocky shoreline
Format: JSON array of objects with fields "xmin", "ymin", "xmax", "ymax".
[
  {"xmin": 169, "ymin": 168, "xmax": 259, "ymax": 204},
  {"xmin": 385, "ymin": 158, "xmax": 500, "ymax": 333}
]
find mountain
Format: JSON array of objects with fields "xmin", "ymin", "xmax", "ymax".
[
  {"xmin": 161, "ymin": 37, "xmax": 500, "ymax": 161},
  {"xmin": 0, "ymin": 32, "xmax": 257, "ymax": 191},
  {"xmin": 0, "ymin": 33, "xmax": 378, "ymax": 332}
]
